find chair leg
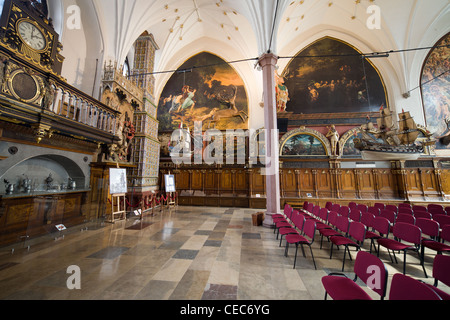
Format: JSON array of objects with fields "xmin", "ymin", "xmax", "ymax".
[
  {"xmin": 342, "ymin": 246, "xmax": 347, "ymax": 272},
  {"xmin": 300, "ymin": 244, "xmax": 306, "ymax": 258},
  {"xmin": 403, "ymin": 251, "xmax": 407, "ymax": 275},
  {"xmin": 293, "ymin": 244, "xmax": 299, "ymax": 269},
  {"xmin": 330, "ymin": 243, "xmax": 334, "ymax": 259},
  {"xmin": 309, "ymin": 245, "xmax": 317, "ymax": 270},
  {"xmin": 417, "ymin": 250, "xmax": 428, "ymax": 278}
]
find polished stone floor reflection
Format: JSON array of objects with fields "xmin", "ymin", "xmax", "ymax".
[{"xmin": 0, "ymin": 206, "xmax": 447, "ymax": 300}]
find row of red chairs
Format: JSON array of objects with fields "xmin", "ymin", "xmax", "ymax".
[
  {"xmin": 345, "ymin": 202, "xmax": 450, "ymax": 216},
  {"xmin": 273, "ymin": 205, "xmax": 318, "ymax": 270},
  {"xmin": 322, "ymin": 251, "xmax": 450, "ymax": 300},
  {"xmin": 322, "ymin": 251, "xmax": 450, "ymax": 301},
  {"xmin": 275, "ymin": 203, "xmax": 450, "ymax": 300},
  {"xmin": 319, "ymin": 201, "xmax": 450, "ymax": 277},
  {"xmin": 275, "ymin": 203, "xmax": 370, "ymax": 272}
]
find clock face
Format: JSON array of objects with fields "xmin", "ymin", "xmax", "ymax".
[{"xmin": 17, "ymin": 20, "xmax": 47, "ymax": 51}]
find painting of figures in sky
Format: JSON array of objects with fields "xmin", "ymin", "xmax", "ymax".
[
  {"xmin": 282, "ymin": 37, "xmax": 387, "ymax": 115},
  {"xmin": 157, "ymin": 52, "xmax": 248, "ymax": 132},
  {"xmin": 421, "ymin": 33, "xmax": 450, "ymax": 150}
]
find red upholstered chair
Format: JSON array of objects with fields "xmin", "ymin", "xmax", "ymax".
[
  {"xmin": 349, "ymin": 209, "xmax": 362, "ymax": 222},
  {"xmin": 357, "ymin": 204, "xmax": 368, "ymax": 213},
  {"xmin": 389, "ymin": 273, "xmax": 442, "ymax": 300},
  {"xmin": 420, "ymin": 225, "xmax": 450, "ymax": 257},
  {"xmin": 361, "ymin": 212, "xmax": 375, "ymax": 230},
  {"xmin": 396, "ymin": 213, "xmax": 416, "ymax": 226},
  {"xmin": 348, "ymin": 202, "xmax": 357, "ymax": 210},
  {"xmin": 374, "ymin": 203, "xmax": 385, "ymax": 211},
  {"xmin": 273, "ymin": 204, "xmax": 292, "ymax": 224},
  {"xmin": 430, "ymin": 208, "xmax": 446, "ymax": 219},
  {"xmin": 385, "ymin": 204, "xmax": 398, "ymax": 213},
  {"xmin": 338, "ymin": 206, "xmax": 350, "ymax": 218},
  {"xmin": 368, "ymin": 206, "xmax": 380, "ymax": 217},
  {"xmin": 285, "ymin": 219, "xmax": 317, "ymax": 270},
  {"xmin": 274, "ymin": 207, "xmax": 294, "ymax": 236},
  {"xmin": 398, "ymin": 207, "xmax": 413, "ymax": 215},
  {"xmin": 446, "ymin": 207, "xmax": 450, "ymax": 216},
  {"xmin": 319, "ymin": 211, "xmax": 341, "ymax": 249},
  {"xmin": 380, "ymin": 209, "xmax": 396, "ymax": 225},
  {"xmin": 331, "ymin": 203, "xmax": 341, "ymax": 212},
  {"xmin": 315, "ymin": 208, "xmax": 331, "ymax": 231},
  {"xmin": 364, "ymin": 216, "xmax": 390, "ymax": 254},
  {"xmin": 330, "ymin": 219, "xmax": 367, "ymax": 272},
  {"xmin": 414, "ymin": 210, "xmax": 432, "ymax": 220},
  {"xmin": 429, "ymin": 255, "xmax": 450, "ymax": 300},
  {"xmin": 433, "ymin": 214, "xmax": 450, "ymax": 229},
  {"xmin": 380, "ymin": 209, "xmax": 396, "ymax": 233},
  {"xmin": 325, "ymin": 202, "xmax": 333, "ymax": 211},
  {"xmin": 417, "ymin": 218, "xmax": 441, "ymax": 243},
  {"xmin": 413, "ymin": 205, "xmax": 428, "ymax": 212},
  {"xmin": 322, "ymin": 251, "xmax": 388, "ymax": 300},
  {"xmin": 377, "ymin": 222, "xmax": 427, "ymax": 276},
  {"xmin": 399, "ymin": 203, "xmax": 412, "ymax": 210},
  {"xmin": 428, "ymin": 203, "xmax": 444, "ymax": 212}
]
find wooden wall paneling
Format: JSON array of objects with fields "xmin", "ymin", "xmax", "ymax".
[
  {"xmin": 234, "ymin": 169, "xmax": 248, "ymax": 196},
  {"xmin": 220, "ymin": 169, "xmax": 234, "ymax": 196},
  {"xmin": 191, "ymin": 170, "xmax": 203, "ymax": 191},
  {"xmin": 420, "ymin": 169, "xmax": 440, "ymax": 200},
  {"xmin": 176, "ymin": 170, "xmax": 190, "ymax": 192},
  {"xmin": 376, "ymin": 170, "xmax": 397, "ymax": 200},
  {"xmin": 341, "ymin": 170, "xmax": 358, "ymax": 199},
  {"xmin": 298, "ymin": 170, "xmax": 314, "ymax": 198},
  {"xmin": 204, "ymin": 170, "xmax": 217, "ymax": 195},
  {"xmin": 359, "ymin": 170, "xmax": 376, "ymax": 200},
  {"xmin": 442, "ymin": 170, "xmax": 450, "ymax": 200},
  {"xmin": 251, "ymin": 169, "xmax": 266, "ymax": 196},
  {"xmin": 405, "ymin": 169, "xmax": 422, "ymax": 200},
  {"xmin": 316, "ymin": 170, "xmax": 333, "ymax": 198},
  {"xmin": 282, "ymin": 169, "xmax": 298, "ymax": 198}
]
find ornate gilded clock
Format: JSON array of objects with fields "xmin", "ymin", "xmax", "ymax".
[
  {"xmin": 0, "ymin": 0, "xmax": 64, "ymax": 75},
  {"xmin": 17, "ymin": 19, "xmax": 48, "ymax": 52}
]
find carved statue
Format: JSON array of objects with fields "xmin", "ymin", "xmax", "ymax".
[
  {"xmin": 42, "ymin": 80, "xmax": 55, "ymax": 110},
  {"xmin": 327, "ymin": 125, "xmax": 340, "ymax": 156},
  {"xmin": 275, "ymin": 72, "xmax": 289, "ymax": 113}
]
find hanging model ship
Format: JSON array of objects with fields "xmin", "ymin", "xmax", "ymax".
[{"xmin": 354, "ymin": 107, "xmax": 435, "ymax": 161}]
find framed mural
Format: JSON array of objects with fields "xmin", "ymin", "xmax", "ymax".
[
  {"xmin": 421, "ymin": 33, "xmax": 450, "ymax": 151},
  {"xmin": 280, "ymin": 127, "xmax": 330, "ymax": 158},
  {"xmin": 281, "ymin": 37, "xmax": 388, "ymax": 115},
  {"xmin": 157, "ymin": 52, "xmax": 249, "ymax": 132},
  {"xmin": 339, "ymin": 128, "xmax": 363, "ymax": 158}
]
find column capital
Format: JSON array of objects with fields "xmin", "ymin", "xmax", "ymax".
[{"xmin": 258, "ymin": 53, "xmax": 279, "ymax": 68}]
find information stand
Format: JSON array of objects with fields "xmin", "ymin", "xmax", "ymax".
[
  {"xmin": 110, "ymin": 193, "xmax": 126, "ymax": 223},
  {"xmin": 165, "ymin": 174, "xmax": 177, "ymax": 208},
  {"xmin": 109, "ymin": 168, "xmax": 128, "ymax": 223}
]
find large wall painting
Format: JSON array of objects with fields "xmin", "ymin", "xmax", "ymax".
[
  {"xmin": 421, "ymin": 33, "xmax": 450, "ymax": 150},
  {"xmin": 157, "ymin": 52, "xmax": 248, "ymax": 132},
  {"xmin": 281, "ymin": 37, "xmax": 387, "ymax": 115},
  {"xmin": 280, "ymin": 127, "xmax": 330, "ymax": 158}
]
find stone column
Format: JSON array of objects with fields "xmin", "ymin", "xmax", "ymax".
[{"xmin": 258, "ymin": 53, "xmax": 281, "ymax": 228}]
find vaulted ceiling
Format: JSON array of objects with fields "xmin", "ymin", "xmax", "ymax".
[{"xmin": 47, "ymin": 0, "xmax": 449, "ymax": 127}]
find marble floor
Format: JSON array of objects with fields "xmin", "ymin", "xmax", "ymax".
[{"xmin": 0, "ymin": 206, "xmax": 448, "ymax": 301}]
